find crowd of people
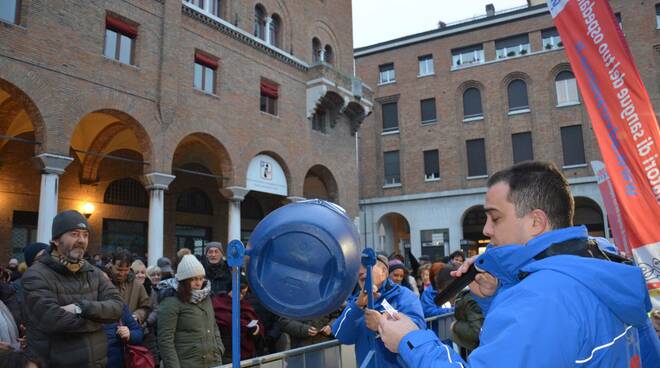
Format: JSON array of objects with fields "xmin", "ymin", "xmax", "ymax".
[
  {"xmin": 0, "ymin": 210, "xmax": 345, "ymax": 367},
  {"xmin": 1, "ymin": 160, "xmax": 659, "ymax": 368}
]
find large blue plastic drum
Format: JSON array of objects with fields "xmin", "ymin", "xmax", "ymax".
[{"xmin": 247, "ymin": 199, "xmax": 361, "ymax": 320}]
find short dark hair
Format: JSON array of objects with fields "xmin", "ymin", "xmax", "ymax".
[
  {"xmin": 112, "ymin": 249, "xmax": 133, "ymax": 267},
  {"xmin": 449, "ymin": 250, "xmax": 465, "ymax": 260},
  {"xmin": 487, "ymin": 161, "xmax": 574, "ymax": 229}
]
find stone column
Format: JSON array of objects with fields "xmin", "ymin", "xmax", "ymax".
[
  {"xmin": 221, "ymin": 186, "xmax": 249, "ymax": 243},
  {"xmin": 143, "ymin": 172, "xmax": 175, "ymax": 267},
  {"xmin": 264, "ymin": 17, "xmax": 272, "ymax": 44},
  {"xmin": 34, "ymin": 153, "xmax": 73, "ymax": 243}
]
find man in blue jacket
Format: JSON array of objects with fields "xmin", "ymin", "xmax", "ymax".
[
  {"xmin": 332, "ymin": 254, "xmax": 425, "ymax": 367},
  {"xmin": 377, "ymin": 161, "xmax": 659, "ymax": 367}
]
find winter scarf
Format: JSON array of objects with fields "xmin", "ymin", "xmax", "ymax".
[
  {"xmin": 190, "ymin": 281, "xmax": 212, "ymax": 304},
  {"xmin": 156, "ymin": 277, "xmax": 211, "ymax": 304},
  {"xmin": 50, "ymin": 248, "xmax": 85, "ymax": 273}
]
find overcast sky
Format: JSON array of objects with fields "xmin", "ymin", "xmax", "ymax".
[{"xmin": 353, "ymin": 0, "xmax": 531, "ymax": 48}]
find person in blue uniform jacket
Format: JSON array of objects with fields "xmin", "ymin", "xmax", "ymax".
[
  {"xmin": 376, "ymin": 161, "xmax": 660, "ymax": 367},
  {"xmin": 332, "ymin": 254, "xmax": 425, "ymax": 367}
]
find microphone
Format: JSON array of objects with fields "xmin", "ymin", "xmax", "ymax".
[{"xmin": 434, "ymin": 264, "xmax": 479, "ymax": 306}]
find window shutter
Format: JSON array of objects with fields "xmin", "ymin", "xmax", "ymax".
[
  {"xmin": 106, "ymin": 15, "xmax": 138, "ymax": 38},
  {"xmin": 508, "ymin": 80, "xmax": 529, "ymax": 110},
  {"xmin": 495, "ymin": 34, "xmax": 529, "ymax": 49},
  {"xmin": 561, "ymin": 125, "xmax": 586, "ymax": 165},
  {"xmin": 382, "ymin": 102, "xmax": 398, "ymax": 131},
  {"xmin": 512, "ymin": 132, "xmax": 533, "ymax": 163},
  {"xmin": 421, "ymin": 98, "xmax": 436, "ymax": 122},
  {"xmin": 463, "ymin": 88, "xmax": 483, "ymax": 118},
  {"xmin": 466, "ymin": 139, "xmax": 487, "ymax": 176},
  {"xmin": 195, "ymin": 51, "xmax": 218, "ymax": 70},
  {"xmin": 260, "ymin": 79, "xmax": 279, "ymax": 98}
]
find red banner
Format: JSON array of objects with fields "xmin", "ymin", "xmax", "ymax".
[{"xmin": 547, "ymin": 0, "xmax": 660, "ymax": 307}]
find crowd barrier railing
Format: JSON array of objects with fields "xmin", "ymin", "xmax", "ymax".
[{"xmin": 218, "ymin": 313, "xmax": 456, "ymax": 368}]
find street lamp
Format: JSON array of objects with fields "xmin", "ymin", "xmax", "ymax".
[{"xmin": 81, "ymin": 202, "xmax": 95, "ymax": 218}]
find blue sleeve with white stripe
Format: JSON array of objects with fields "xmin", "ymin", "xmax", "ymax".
[
  {"xmin": 399, "ymin": 330, "xmax": 466, "ymax": 368},
  {"xmin": 331, "ymin": 300, "xmax": 363, "ymax": 345},
  {"xmin": 400, "ymin": 275, "xmax": 581, "ymax": 367}
]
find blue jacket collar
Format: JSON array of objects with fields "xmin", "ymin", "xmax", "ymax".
[{"xmin": 475, "ymin": 226, "xmax": 589, "ymax": 285}]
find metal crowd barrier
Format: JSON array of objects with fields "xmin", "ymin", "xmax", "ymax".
[{"xmin": 218, "ymin": 313, "xmax": 456, "ymax": 368}]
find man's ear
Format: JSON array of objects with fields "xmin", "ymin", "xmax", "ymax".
[{"xmin": 529, "ymin": 209, "xmax": 550, "ymax": 236}]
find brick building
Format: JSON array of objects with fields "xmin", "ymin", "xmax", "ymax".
[
  {"xmin": 0, "ymin": 0, "xmax": 371, "ymax": 265},
  {"xmin": 355, "ymin": 0, "xmax": 659, "ymax": 260}
]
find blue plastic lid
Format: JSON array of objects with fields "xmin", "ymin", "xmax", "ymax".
[{"xmin": 247, "ymin": 200, "xmax": 360, "ymax": 320}]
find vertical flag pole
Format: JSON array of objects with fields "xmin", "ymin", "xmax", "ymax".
[
  {"xmin": 360, "ymin": 248, "xmax": 377, "ymax": 368},
  {"xmin": 227, "ymin": 240, "xmax": 246, "ymax": 368}
]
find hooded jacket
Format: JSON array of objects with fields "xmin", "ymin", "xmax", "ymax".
[
  {"xmin": 21, "ymin": 253, "xmax": 123, "ymax": 367},
  {"xmin": 420, "ymin": 286, "xmax": 454, "ymax": 318},
  {"xmin": 332, "ymin": 278, "xmax": 425, "ymax": 368},
  {"xmin": 398, "ymin": 226, "xmax": 659, "ymax": 367},
  {"xmin": 157, "ymin": 279, "xmax": 224, "ymax": 368}
]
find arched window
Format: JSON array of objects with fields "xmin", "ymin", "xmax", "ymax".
[
  {"xmin": 176, "ymin": 188, "xmax": 213, "ymax": 214},
  {"xmin": 104, "ymin": 178, "xmax": 148, "ymax": 207},
  {"xmin": 555, "ymin": 71, "xmax": 579, "ymax": 106},
  {"xmin": 463, "ymin": 87, "xmax": 483, "ymax": 120},
  {"xmin": 507, "ymin": 79, "xmax": 529, "ymax": 112},
  {"xmin": 312, "ymin": 38, "xmax": 322, "ymax": 63},
  {"xmin": 269, "ymin": 14, "xmax": 281, "ymax": 47},
  {"xmin": 254, "ymin": 4, "xmax": 266, "ymax": 40},
  {"xmin": 324, "ymin": 45, "xmax": 333, "ymax": 64}
]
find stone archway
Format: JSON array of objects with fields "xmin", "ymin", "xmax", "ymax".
[
  {"xmin": 169, "ymin": 133, "xmax": 234, "ymax": 256},
  {"xmin": 0, "ymin": 79, "xmax": 46, "ymax": 261},
  {"xmin": 574, "ymin": 196, "xmax": 605, "ymax": 237},
  {"xmin": 461, "ymin": 205, "xmax": 487, "ymax": 256},
  {"xmin": 63, "ymin": 109, "xmax": 154, "ymax": 256},
  {"xmin": 303, "ymin": 164, "xmax": 338, "ymax": 203},
  {"xmin": 376, "ymin": 212, "xmax": 411, "ymax": 256}
]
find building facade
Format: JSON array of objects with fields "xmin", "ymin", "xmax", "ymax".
[
  {"xmin": 355, "ymin": 0, "xmax": 659, "ymax": 260},
  {"xmin": 0, "ymin": 0, "xmax": 371, "ymax": 265}
]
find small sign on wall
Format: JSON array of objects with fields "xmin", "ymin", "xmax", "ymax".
[{"xmin": 246, "ymin": 154, "xmax": 288, "ymax": 196}]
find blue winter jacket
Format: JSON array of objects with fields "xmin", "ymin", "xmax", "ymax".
[
  {"xmin": 398, "ymin": 226, "xmax": 659, "ymax": 367},
  {"xmin": 332, "ymin": 278, "xmax": 425, "ymax": 367},
  {"xmin": 104, "ymin": 304, "xmax": 144, "ymax": 368},
  {"xmin": 421, "ymin": 287, "xmax": 454, "ymax": 318}
]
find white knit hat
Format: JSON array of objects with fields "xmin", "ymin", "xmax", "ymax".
[{"xmin": 176, "ymin": 255, "xmax": 206, "ymax": 281}]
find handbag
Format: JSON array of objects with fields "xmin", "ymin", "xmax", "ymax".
[
  {"xmin": 118, "ymin": 320, "xmax": 156, "ymax": 368},
  {"xmin": 124, "ymin": 343, "xmax": 156, "ymax": 368}
]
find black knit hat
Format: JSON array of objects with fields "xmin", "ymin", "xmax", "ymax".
[
  {"xmin": 51, "ymin": 210, "xmax": 89, "ymax": 240},
  {"xmin": 23, "ymin": 242, "xmax": 49, "ymax": 267}
]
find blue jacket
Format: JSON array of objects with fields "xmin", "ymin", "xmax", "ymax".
[
  {"xmin": 104, "ymin": 304, "xmax": 144, "ymax": 368},
  {"xmin": 398, "ymin": 226, "xmax": 659, "ymax": 367},
  {"xmin": 332, "ymin": 278, "xmax": 425, "ymax": 367},
  {"xmin": 421, "ymin": 287, "xmax": 454, "ymax": 318}
]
